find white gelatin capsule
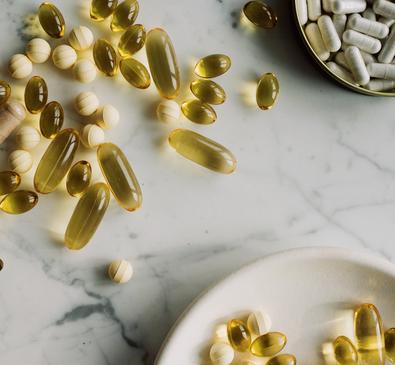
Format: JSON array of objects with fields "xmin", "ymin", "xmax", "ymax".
[
  {"xmin": 26, "ymin": 38, "xmax": 51, "ymax": 63},
  {"xmin": 9, "ymin": 150, "xmax": 33, "ymax": 174},
  {"xmin": 366, "ymin": 79, "xmax": 395, "ymax": 91},
  {"xmin": 322, "ymin": 0, "xmax": 334, "ymax": 12},
  {"xmin": 305, "ymin": 23, "xmax": 330, "ymax": 61},
  {"xmin": 359, "ymin": 50, "xmax": 376, "ymax": 64},
  {"xmin": 327, "ymin": 61, "xmax": 356, "ymax": 83},
  {"xmin": 307, "ymin": 0, "xmax": 321, "ymax": 21},
  {"xmin": 378, "ymin": 17, "xmax": 395, "ymax": 27},
  {"xmin": 348, "ymin": 14, "xmax": 389, "ymax": 39},
  {"xmin": 362, "ymin": 8, "xmax": 376, "ymax": 21},
  {"xmin": 373, "ymin": 0, "xmax": 395, "ymax": 20},
  {"xmin": 332, "ymin": 0, "xmax": 367, "ymax": 14},
  {"xmin": 335, "ymin": 52, "xmax": 350, "ymax": 69},
  {"xmin": 345, "ymin": 46, "xmax": 370, "ymax": 85},
  {"xmin": 378, "ymin": 26, "xmax": 395, "ymax": 63},
  {"xmin": 296, "ymin": 0, "xmax": 308, "ymax": 25},
  {"xmin": 318, "ymin": 15, "xmax": 342, "ymax": 52},
  {"xmin": 343, "ymin": 29, "xmax": 381, "ymax": 54},
  {"xmin": 367, "ymin": 63, "xmax": 395, "ymax": 79},
  {"xmin": 333, "ymin": 14, "xmax": 347, "ymax": 38},
  {"xmin": 209, "ymin": 343, "xmax": 234, "ymax": 365}
]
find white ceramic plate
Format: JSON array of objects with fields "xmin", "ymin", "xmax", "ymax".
[{"xmin": 154, "ymin": 247, "xmax": 395, "ymax": 365}]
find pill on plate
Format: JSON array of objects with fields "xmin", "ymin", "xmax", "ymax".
[
  {"xmin": 305, "ymin": 23, "xmax": 330, "ymax": 61},
  {"xmin": 345, "ymin": 46, "xmax": 370, "ymax": 85}
]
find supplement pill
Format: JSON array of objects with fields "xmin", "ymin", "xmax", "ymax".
[
  {"xmin": 366, "ymin": 79, "xmax": 395, "ymax": 91},
  {"xmin": 0, "ymin": 171, "xmax": 21, "ymax": 195},
  {"xmin": 256, "ymin": 72, "xmax": 280, "ymax": 110},
  {"xmin": 332, "ymin": 0, "xmax": 367, "ymax": 14},
  {"xmin": 318, "ymin": 15, "xmax": 341, "ymax": 52},
  {"xmin": 345, "ymin": 46, "xmax": 370, "ymax": 85},
  {"xmin": 343, "ymin": 30, "xmax": 381, "ymax": 54},
  {"xmin": 348, "ymin": 14, "xmax": 389, "ymax": 39},
  {"xmin": 108, "ymin": 259, "xmax": 134, "ymax": 283},
  {"xmin": 367, "ymin": 62, "xmax": 395, "ymax": 79},
  {"xmin": 296, "ymin": 0, "xmax": 308, "ymax": 25},
  {"xmin": 333, "ymin": 14, "xmax": 347, "ymax": 38},
  {"xmin": 118, "ymin": 24, "xmax": 146, "ymax": 57},
  {"xmin": 9, "ymin": 150, "xmax": 33, "ymax": 174},
  {"xmin": 26, "ymin": 38, "xmax": 51, "ymax": 63},
  {"xmin": 379, "ymin": 16, "xmax": 395, "ymax": 27},
  {"xmin": 327, "ymin": 62, "xmax": 355, "ymax": 84},
  {"xmin": 81, "ymin": 124, "xmax": 105, "ymax": 148},
  {"xmin": 181, "ymin": 99, "xmax": 217, "ymax": 125},
  {"xmin": 40, "ymin": 101, "xmax": 64, "ymax": 138},
  {"xmin": 96, "ymin": 104, "xmax": 120, "ymax": 129},
  {"xmin": 333, "ymin": 336, "xmax": 358, "ymax": 365},
  {"xmin": 190, "ymin": 79, "xmax": 226, "ymax": 105},
  {"xmin": 93, "ymin": 39, "xmax": 118, "ymax": 76},
  {"xmin": 243, "ymin": 1, "xmax": 278, "ymax": 29},
  {"xmin": 119, "ymin": 57, "xmax": 151, "ymax": 89},
  {"xmin": 0, "ymin": 190, "xmax": 38, "ymax": 214},
  {"xmin": 90, "ymin": 0, "xmax": 118, "ymax": 21},
  {"xmin": 74, "ymin": 59, "xmax": 97, "ymax": 83},
  {"xmin": 214, "ymin": 324, "xmax": 229, "ymax": 342},
  {"xmin": 227, "ymin": 319, "xmax": 251, "ymax": 352},
  {"xmin": 335, "ymin": 52, "xmax": 350, "ymax": 69},
  {"xmin": 385, "ymin": 328, "xmax": 395, "ymax": 363},
  {"xmin": 68, "ymin": 26, "xmax": 94, "ymax": 51},
  {"xmin": 111, "ymin": 0, "xmax": 139, "ymax": 32},
  {"xmin": 38, "ymin": 2, "xmax": 65, "ymax": 38},
  {"xmin": 266, "ymin": 354, "xmax": 297, "ymax": 365},
  {"xmin": 378, "ymin": 26, "xmax": 395, "ymax": 64},
  {"xmin": 24, "ymin": 76, "xmax": 48, "ymax": 114},
  {"xmin": 363, "ymin": 8, "xmax": 376, "ymax": 21},
  {"xmin": 307, "ymin": 0, "xmax": 322, "ymax": 21},
  {"xmin": 157, "ymin": 100, "xmax": 180, "ymax": 123},
  {"xmin": 373, "ymin": 0, "xmax": 395, "ymax": 19},
  {"xmin": 0, "ymin": 101, "xmax": 26, "ymax": 144},
  {"xmin": 0, "ymin": 81, "xmax": 11, "ymax": 106},
  {"xmin": 247, "ymin": 310, "xmax": 272, "ymax": 336},
  {"xmin": 194, "ymin": 54, "xmax": 231, "ymax": 78},
  {"xmin": 66, "ymin": 160, "xmax": 92, "ymax": 197},
  {"xmin": 305, "ymin": 23, "xmax": 330, "ymax": 61},
  {"xmin": 250, "ymin": 332, "xmax": 287, "ymax": 357},
  {"xmin": 9, "ymin": 54, "xmax": 33, "ymax": 79},
  {"xmin": 75, "ymin": 91, "xmax": 100, "ymax": 116},
  {"xmin": 209, "ymin": 342, "xmax": 234, "ymax": 365},
  {"xmin": 52, "ymin": 45, "xmax": 77, "ymax": 70},
  {"xmin": 15, "ymin": 126, "xmax": 41, "ymax": 150}
]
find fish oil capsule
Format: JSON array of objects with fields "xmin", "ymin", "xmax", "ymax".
[
  {"xmin": 345, "ymin": 46, "xmax": 370, "ymax": 85},
  {"xmin": 327, "ymin": 62, "xmax": 355, "ymax": 84},
  {"xmin": 0, "ymin": 171, "xmax": 21, "ymax": 195},
  {"xmin": 250, "ymin": 332, "xmax": 287, "ymax": 357},
  {"xmin": 332, "ymin": 0, "xmax": 367, "ymax": 14},
  {"xmin": 256, "ymin": 73, "xmax": 280, "ymax": 110},
  {"xmin": 38, "ymin": 2, "xmax": 65, "ymax": 39},
  {"xmin": 333, "ymin": 14, "xmax": 347, "ymax": 38},
  {"xmin": 318, "ymin": 15, "xmax": 341, "ymax": 52},
  {"xmin": 209, "ymin": 342, "xmax": 234, "ymax": 365},
  {"xmin": 118, "ymin": 24, "xmax": 146, "ymax": 57},
  {"xmin": 9, "ymin": 54, "xmax": 33, "ymax": 79},
  {"xmin": 333, "ymin": 336, "xmax": 359, "ymax": 365},
  {"xmin": 343, "ymin": 30, "xmax": 381, "ymax": 54},
  {"xmin": 66, "ymin": 161, "xmax": 92, "ymax": 197},
  {"xmin": 243, "ymin": 1, "xmax": 278, "ymax": 29},
  {"xmin": 194, "ymin": 54, "xmax": 231, "ymax": 78},
  {"xmin": 93, "ymin": 39, "xmax": 118, "ymax": 76},
  {"xmin": 146, "ymin": 28, "xmax": 180, "ymax": 99},
  {"xmin": 307, "ymin": 0, "xmax": 321, "ymax": 21},
  {"xmin": 90, "ymin": 0, "xmax": 118, "ymax": 21},
  {"xmin": 385, "ymin": 328, "xmax": 395, "ymax": 363},
  {"xmin": 367, "ymin": 63, "xmax": 395, "ymax": 79},
  {"xmin": 181, "ymin": 100, "xmax": 217, "ymax": 125},
  {"xmin": 24, "ymin": 76, "xmax": 48, "ymax": 114},
  {"xmin": 348, "ymin": 14, "xmax": 389, "ymax": 39},
  {"xmin": 266, "ymin": 354, "xmax": 296, "ymax": 365},
  {"xmin": 65, "ymin": 182, "xmax": 110, "ymax": 250},
  {"xmin": 111, "ymin": 0, "xmax": 139, "ymax": 32},
  {"xmin": 378, "ymin": 26, "xmax": 395, "ymax": 64},
  {"xmin": 305, "ymin": 23, "xmax": 330, "ymax": 61},
  {"xmin": 373, "ymin": 0, "xmax": 395, "ymax": 19},
  {"xmin": 9, "ymin": 150, "xmax": 33, "ymax": 174},
  {"xmin": 15, "ymin": 126, "xmax": 41, "ymax": 150},
  {"xmin": 0, "ymin": 190, "xmax": 38, "ymax": 214},
  {"xmin": 296, "ymin": 0, "xmax": 308, "ymax": 25},
  {"xmin": 190, "ymin": 79, "xmax": 226, "ymax": 105},
  {"xmin": 40, "ymin": 101, "xmax": 64, "ymax": 138},
  {"xmin": 0, "ymin": 101, "xmax": 26, "ymax": 144},
  {"xmin": 227, "ymin": 319, "xmax": 251, "ymax": 352},
  {"xmin": 119, "ymin": 57, "xmax": 151, "ymax": 89},
  {"xmin": 34, "ymin": 129, "xmax": 80, "ymax": 194},
  {"xmin": 97, "ymin": 143, "xmax": 142, "ymax": 211},
  {"xmin": 0, "ymin": 81, "xmax": 11, "ymax": 106},
  {"xmin": 168, "ymin": 129, "xmax": 237, "ymax": 174},
  {"xmin": 26, "ymin": 38, "xmax": 51, "ymax": 64}
]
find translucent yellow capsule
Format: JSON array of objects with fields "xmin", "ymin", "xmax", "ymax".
[
  {"xmin": 243, "ymin": 1, "xmax": 278, "ymax": 29},
  {"xmin": 38, "ymin": 2, "xmax": 65, "ymax": 38},
  {"xmin": 118, "ymin": 24, "xmax": 146, "ymax": 57},
  {"xmin": 0, "ymin": 190, "xmax": 38, "ymax": 214},
  {"xmin": 358, "ymin": 349, "xmax": 385, "ymax": 365},
  {"xmin": 266, "ymin": 354, "xmax": 296, "ymax": 365},
  {"xmin": 40, "ymin": 101, "xmax": 64, "ymax": 139},
  {"xmin": 65, "ymin": 183, "xmax": 110, "ymax": 250},
  {"xmin": 146, "ymin": 28, "xmax": 180, "ymax": 99},
  {"xmin": 93, "ymin": 39, "xmax": 118, "ymax": 76},
  {"xmin": 256, "ymin": 73, "xmax": 280, "ymax": 110},
  {"xmin": 0, "ymin": 171, "xmax": 21, "ymax": 195},
  {"xmin": 227, "ymin": 319, "xmax": 251, "ymax": 352},
  {"xmin": 333, "ymin": 336, "xmax": 358, "ymax": 365},
  {"xmin": 66, "ymin": 161, "xmax": 92, "ymax": 197},
  {"xmin": 194, "ymin": 54, "xmax": 231, "ymax": 78},
  {"xmin": 111, "ymin": 0, "xmax": 139, "ymax": 32},
  {"xmin": 24, "ymin": 76, "xmax": 48, "ymax": 114},
  {"xmin": 97, "ymin": 143, "xmax": 142, "ymax": 212},
  {"xmin": 385, "ymin": 328, "xmax": 395, "ymax": 363},
  {"xmin": 250, "ymin": 332, "xmax": 287, "ymax": 357},
  {"xmin": 120, "ymin": 57, "xmax": 151, "ymax": 89},
  {"xmin": 190, "ymin": 79, "xmax": 226, "ymax": 105},
  {"xmin": 181, "ymin": 100, "xmax": 217, "ymax": 125},
  {"xmin": 90, "ymin": 0, "xmax": 118, "ymax": 21},
  {"xmin": 168, "ymin": 129, "xmax": 237, "ymax": 174},
  {"xmin": 0, "ymin": 81, "xmax": 11, "ymax": 106},
  {"xmin": 34, "ymin": 129, "xmax": 80, "ymax": 194}
]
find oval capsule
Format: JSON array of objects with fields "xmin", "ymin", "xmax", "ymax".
[
  {"xmin": 120, "ymin": 57, "xmax": 151, "ymax": 89},
  {"xmin": 256, "ymin": 73, "xmax": 280, "ymax": 110},
  {"xmin": 65, "ymin": 183, "xmax": 110, "ymax": 250},
  {"xmin": 168, "ymin": 129, "xmax": 237, "ymax": 174},
  {"xmin": 334, "ymin": 336, "xmax": 359, "ymax": 365},
  {"xmin": 66, "ymin": 161, "xmax": 92, "ymax": 197},
  {"xmin": 0, "ymin": 190, "xmax": 38, "ymax": 214},
  {"xmin": 24, "ymin": 76, "xmax": 48, "ymax": 114},
  {"xmin": 97, "ymin": 143, "xmax": 142, "ymax": 212},
  {"xmin": 190, "ymin": 79, "xmax": 226, "ymax": 105},
  {"xmin": 181, "ymin": 100, "xmax": 217, "ymax": 125},
  {"xmin": 111, "ymin": 0, "xmax": 139, "ymax": 32},
  {"xmin": 38, "ymin": 2, "xmax": 66, "ymax": 38},
  {"xmin": 194, "ymin": 54, "xmax": 231, "ymax": 78},
  {"xmin": 0, "ymin": 171, "xmax": 21, "ymax": 195},
  {"xmin": 250, "ymin": 332, "xmax": 287, "ymax": 357},
  {"xmin": 93, "ymin": 39, "xmax": 118, "ymax": 76},
  {"xmin": 40, "ymin": 101, "xmax": 64, "ymax": 139},
  {"xmin": 385, "ymin": 328, "xmax": 395, "ymax": 363},
  {"xmin": 227, "ymin": 319, "xmax": 251, "ymax": 352},
  {"xmin": 34, "ymin": 129, "xmax": 80, "ymax": 194},
  {"xmin": 118, "ymin": 24, "xmax": 146, "ymax": 57},
  {"xmin": 267, "ymin": 354, "xmax": 296, "ymax": 365},
  {"xmin": 146, "ymin": 28, "xmax": 181, "ymax": 99},
  {"xmin": 0, "ymin": 81, "xmax": 11, "ymax": 106},
  {"xmin": 243, "ymin": 1, "xmax": 278, "ymax": 29},
  {"xmin": 90, "ymin": 0, "xmax": 118, "ymax": 21}
]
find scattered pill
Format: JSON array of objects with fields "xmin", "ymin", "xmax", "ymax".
[
  {"xmin": 256, "ymin": 72, "xmax": 280, "ymax": 110},
  {"xmin": 266, "ymin": 354, "xmax": 297, "ymax": 365},
  {"xmin": 209, "ymin": 342, "xmax": 234, "ymax": 365},
  {"xmin": 194, "ymin": 54, "xmax": 231, "ymax": 78},
  {"xmin": 38, "ymin": 2, "xmax": 66, "ymax": 38},
  {"xmin": 52, "ymin": 45, "xmax": 78, "ymax": 70},
  {"xmin": 343, "ymin": 29, "xmax": 381, "ymax": 54},
  {"xmin": 118, "ymin": 24, "xmax": 146, "ymax": 57},
  {"xmin": 95, "ymin": 104, "xmax": 120, "ymax": 129},
  {"xmin": 0, "ymin": 171, "xmax": 21, "ymax": 195},
  {"xmin": 9, "ymin": 150, "xmax": 33, "ymax": 174},
  {"xmin": 385, "ymin": 328, "xmax": 395, "ymax": 363},
  {"xmin": 9, "ymin": 54, "xmax": 33, "ymax": 79},
  {"xmin": 24, "ymin": 76, "xmax": 48, "ymax": 114},
  {"xmin": 0, "ymin": 81, "xmax": 11, "ymax": 106},
  {"xmin": 247, "ymin": 310, "xmax": 272, "ymax": 336},
  {"xmin": 0, "ymin": 101, "xmax": 26, "ymax": 144},
  {"xmin": 40, "ymin": 101, "xmax": 64, "ymax": 138},
  {"xmin": 307, "ymin": 0, "xmax": 321, "ymax": 21},
  {"xmin": 0, "ymin": 190, "xmax": 38, "ymax": 214},
  {"xmin": 75, "ymin": 91, "xmax": 100, "ymax": 116},
  {"xmin": 90, "ymin": 0, "xmax": 118, "ymax": 21},
  {"xmin": 243, "ymin": 1, "xmax": 278, "ymax": 29},
  {"xmin": 81, "ymin": 124, "xmax": 105, "ymax": 148},
  {"xmin": 15, "ymin": 126, "xmax": 41, "ymax": 150},
  {"xmin": 74, "ymin": 59, "xmax": 97, "ymax": 83},
  {"xmin": 66, "ymin": 160, "xmax": 92, "ymax": 197},
  {"xmin": 108, "ymin": 259, "xmax": 134, "ymax": 283},
  {"xmin": 68, "ymin": 25, "xmax": 94, "ymax": 51},
  {"xmin": 190, "ymin": 79, "xmax": 226, "ymax": 105},
  {"xmin": 93, "ymin": 38, "xmax": 118, "ymax": 76},
  {"xmin": 227, "ymin": 319, "xmax": 251, "ymax": 352},
  {"xmin": 214, "ymin": 324, "xmax": 229, "ymax": 342},
  {"xmin": 181, "ymin": 99, "xmax": 217, "ymax": 125},
  {"xmin": 119, "ymin": 57, "xmax": 151, "ymax": 89},
  {"xmin": 305, "ymin": 23, "xmax": 330, "ymax": 61},
  {"xmin": 250, "ymin": 332, "xmax": 287, "ymax": 357},
  {"xmin": 345, "ymin": 46, "xmax": 370, "ymax": 85},
  {"xmin": 111, "ymin": 0, "xmax": 139, "ymax": 32},
  {"xmin": 333, "ymin": 336, "xmax": 358, "ymax": 365},
  {"xmin": 157, "ymin": 100, "xmax": 180, "ymax": 123},
  {"xmin": 318, "ymin": 15, "xmax": 342, "ymax": 52},
  {"xmin": 26, "ymin": 38, "xmax": 51, "ymax": 63}
]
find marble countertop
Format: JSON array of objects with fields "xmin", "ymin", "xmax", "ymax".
[{"xmin": 0, "ymin": 0, "xmax": 394, "ymax": 364}]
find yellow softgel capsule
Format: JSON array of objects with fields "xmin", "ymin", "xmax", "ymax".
[
  {"xmin": 90, "ymin": 0, "xmax": 118, "ymax": 21},
  {"xmin": 385, "ymin": 328, "xmax": 395, "ymax": 363},
  {"xmin": 120, "ymin": 57, "xmax": 151, "ymax": 89},
  {"xmin": 181, "ymin": 99, "xmax": 217, "ymax": 125},
  {"xmin": 190, "ymin": 79, "xmax": 226, "ymax": 105},
  {"xmin": 194, "ymin": 54, "xmax": 231, "ymax": 78},
  {"xmin": 243, "ymin": 1, "xmax": 278, "ymax": 29},
  {"xmin": 0, "ymin": 171, "xmax": 21, "ymax": 195},
  {"xmin": 66, "ymin": 161, "xmax": 92, "ymax": 198},
  {"xmin": 24, "ymin": 76, "xmax": 48, "ymax": 114},
  {"xmin": 266, "ymin": 354, "xmax": 296, "ymax": 365},
  {"xmin": 40, "ymin": 101, "xmax": 64, "ymax": 139},
  {"xmin": 256, "ymin": 73, "xmax": 280, "ymax": 110},
  {"xmin": 168, "ymin": 129, "xmax": 237, "ymax": 174},
  {"xmin": 118, "ymin": 24, "xmax": 146, "ymax": 57},
  {"xmin": 0, "ymin": 190, "xmax": 38, "ymax": 214},
  {"xmin": 227, "ymin": 319, "xmax": 251, "ymax": 352},
  {"xmin": 250, "ymin": 332, "xmax": 287, "ymax": 357},
  {"xmin": 93, "ymin": 39, "xmax": 118, "ymax": 76},
  {"xmin": 97, "ymin": 143, "xmax": 142, "ymax": 212},
  {"xmin": 34, "ymin": 129, "xmax": 80, "ymax": 194},
  {"xmin": 333, "ymin": 336, "xmax": 358, "ymax": 365},
  {"xmin": 358, "ymin": 349, "xmax": 385, "ymax": 365},
  {"xmin": 65, "ymin": 183, "xmax": 110, "ymax": 250},
  {"xmin": 146, "ymin": 28, "xmax": 180, "ymax": 99},
  {"xmin": 38, "ymin": 2, "xmax": 65, "ymax": 39},
  {"xmin": 0, "ymin": 81, "xmax": 11, "ymax": 106},
  {"xmin": 111, "ymin": 0, "xmax": 139, "ymax": 32}
]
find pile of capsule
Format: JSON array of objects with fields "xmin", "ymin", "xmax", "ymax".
[{"xmin": 296, "ymin": 0, "xmax": 395, "ymax": 92}]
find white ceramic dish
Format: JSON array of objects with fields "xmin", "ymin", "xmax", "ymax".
[{"xmin": 154, "ymin": 247, "xmax": 395, "ymax": 365}]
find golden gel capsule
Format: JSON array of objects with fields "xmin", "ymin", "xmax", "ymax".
[
  {"xmin": 190, "ymin": 79, "xmax": 226, "ymax": 105},
  {"xmin": 333, "ymin": 336, "xmax": 358, "ymax": 365},
  {"xmin": 111, "ymin": 0, "xmax": 139, "ymax": 32},
  {"xmin": 194, "ymin": 54, "xmax": 231, "ymax": 78},
  {"xmin": 0, "ymin": 190, "xmax": 38, "ymax": 214},
  {"xmin": 38, "ymin": 2, "xmax": 65, "ymax": 38},
  {"xmin": 120, "ymin": 57, "xmax": 151, "ymax": 89},
  {"xmin": 93, "ymin": 39, "xmax": 118, "ymax": 76},
  {"xmin": 0, "ymin": 81, "xmax": 11, "ymax": 106},
  {"xmin": 267, "ymin": 354, "xmax": 296, "ymax": 365},
  {"xmin": 243, "ymin": 1, "xmax": 278, "ymax": 29},
  {"xmin": 250, "ymin": 332, "xmax": 287, "ymax": 357},
  {"xmin": 181, "ymin": 99, "xmax": 217, "ymax": 125},
  {"xmin": 146, "ymin": 28, "xmax": 181, "ymax": 99},
  {"xmin": 385, "ymin": 328, "xmax": 395, "ymax": 363},
  {"xmin": 358, "ymin": 349, "xmax": 384, "ymax": 365},
  {"xmin": 40, "ymin": 101, "xmax": 64, "ymax": 139},
  {"xmin": 34, "ymin": 129, "xmax": 79, "ymax": 194},
  {"xmin": 227, "ymin": 319, "xmax": 251, "ymax": 352},
  {"xmin": 256, "ymin": 73, "xmax": 280, "ymax": 110},
  {"xmin": 0, "ymin": 171, "xmax": 21, "ymax": 195},
  {"xmin": 66, "ymin": 161, "xmax": 92, "ymax": 197},
  {"xmin": 118, "ymin": 24, "xmax": 146, "ymax": 57},
  {"xmin": 90, "ymin": 0, "xmax": 118, "ymax": 21},
  {"xmin": 24, "ymin": 76, "xmax": 48, "ymax": 114},
  {"xmin": 97, "ymin": 143, "xmax": 142, "ymax": 211},
  {"xmin": 168, "ymin": 129, "xmax": 237, "ymax": 174},
  {"xmin": 65, "ymin": 183, "xmax": 110, "ymax": 250}
]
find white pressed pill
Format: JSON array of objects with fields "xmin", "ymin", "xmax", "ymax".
[
  {"xmin": 68, "ymin": 26, "xmax": 94, "ymax": 51},
  {"xmin": 335, "ymin": 52, "xmax": 350, "ymax": 69},
  {"xmin": 73, "ymin": 59, "xmax": 97, "ymax": 83},
  {"xmin": 52, "ymin": 45, "xmax": 78, "ymax": 70},
  {"xmin": 366, "ymin": 79, "xmax": 395, "ymax": 91},
  {"xmin": 305, "ymin": 23, "xmax": 330, "ymax": 61},
  {"xmin": 296, "ymin": 0, "xmax": 308, "ymax": 26},
  {"xmin": 157, "ymin": 100, "xmax": 181, "ymax": 123},
  {"xmin": 0, "ymin": 101, "xmax": 26, "ymax": 144},
  {"xmin": 367, "ymin": 63, "xmax": 395, "ymax": 79},
  {"xmin": 26, "ymin": 38, "xmax": 51, "ymax": 63},
  {"xmin": 345, "ymin": 46, "xmax": 370, "ymax": 85},
  {"xmin": 75, "ymin": 92, "xmax": 99, "ymax": 116},
  {"xmin": 378, "ymin": 26, "xmax": 395, "ymax": 63},
  {"xmin": 333, "ymin": 14, "xmax": 347, "ymax": 38},
  {"xmin": 9, "ymin": 54, "xmax": 33, "ymax": 79},
  {"xmin": 209, "ymin": 343, "xmax": 234, "ymax": 365},
  {"xmin": 81, "ymin": 124, "xmax": 105, "ymax": 148},
  {"xmin": 322, "ymin": 0, "xmax": 334, "ymax": 12},
  {"xmin": 15, "ymin": 126, "xmax": 41, "ymax": 150},
  {"xmin": 9, "ymin": 150, "xmax": 33, "ymax": 174},
  {"xmin": 362, "ymin": 8, "xmax": 376, "ymax": 21},
  {"xmin": 373, "ymin": 0, "xmax": 395, "ymax": 20},
  {"xmin": 348, "ymin": 13, "xmax": 389, "ymax": 39},
  {"xmin": 96, "ymin": 104, "xmax": 120, "ymax": 129},
  {"xmin": 108, "ymin": 260, "xmax": 134, "ymax": 284},
  {"xmin": 327, "ymin": 61, "xmax": 356, "ymax": 83},
  {"xmin": 214, "ymin": 324, "xmax": 228, "ymax": 342},
  {"xmin": 332, "ymin": 0, "xmax": 367, "ymax": 14},
  {"xmin": 307, "ymin": 0, "xmax": 321, "ymax": 21},
  {"xmin": 318, "ymin": 15, "xmax": 342, "ymax": 52},
  {"xmin": 378, "ymin": 17, "xmax": 395, "ymax": 27},
  {"xmin": 343, "ymin": 29, "xmax": 381, "ymax": 54},
  {"xmin": 247, "ymin": 310, "xmax": 272, "ymax": 336}
]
